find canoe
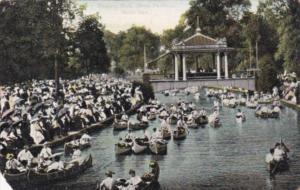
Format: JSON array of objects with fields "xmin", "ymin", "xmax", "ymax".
[
  {"xmin": 115, "ymin": 143, "xmax": 132, "ymax": 155},
  {"xmin": 27, "ymin": 154, "xmax": 92, "ymax": 185},
  {"xmin": 186, "ymin": 121, "xmax": 198, "ymax": 129},
  {"xmin": 161, "ymin": 128, "xmax": 171, "ymax": 140},
  {"xmin": 132, "ymin": 138, "xmax": 148, "ymax": 154},
  {"xmin": 3, "ymin": 171, "xmax": 28, "ymax": 188},
  {"xmin": 210, "ymin": 118, "xmax": 222, "ymax": 128},
  {"xmin": 129, "ymin": 122, "xmax": 149, "ymax": 131},
  {"xmin": 270, "ymin": 111, "xmax": 280, "ymax": 118},
  {"xmin": 113, "ymin": 121, "xmax": 128, "ymax": 131},
  {"xmin": 195, "ymin": 115, "xmax": 208, "ymax": 125},
  {"xmin": 255, "ymin": 111, "xmax": 269, "ymax": 119},
  {"xmin": 173, "ymin": 127, "xmax": 187, "ymax": 140},
  {"xmin": 147, "ymin": 113, "xmax": 157, "ymax": 121},
  {"xmin": 169, "ymin": 116, "xmax": 178, "ymax": 125},
  {"xmin": 64, "ymin": 141, "xmax": 91, "ymax": 155},
  {"xmin": 236, "ymin": 115, "xmax": 246, "ymax": 123},
  {"xmin": 149, "ymin": 140, "xmax": 167, "ymax": 155},
  {"xmin": 268, "ymin": 159, "xmax": 289, "ymax": 175}
]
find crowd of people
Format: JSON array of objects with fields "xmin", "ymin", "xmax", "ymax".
[{"xmin": 0, "ymin": 74, "xmax": 144, "ymax": 173}]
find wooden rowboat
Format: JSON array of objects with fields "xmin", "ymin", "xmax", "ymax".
[
  {"xmin": 173, "ymin": 127, "xmax": 187, "ymax": 140},
  {"xmin": 132, "ymin": 138, "xmax": 148, "ymax": 154},
  {"xmin": 195, "ymin": 115, "xmax": 208, "ymax": 125},
  {"xmin": 115, "ymin": 143, "xmax": 132, "ymax": 155},
  {"xmin": 27, "ymin": 154, "xmax": 92, "ymax": 185},
  {"xmin": 129, "ymin": 122, "xmax": 149, "ymax": 131},
  {"xmin": 113, "ymin": 121, "xmax": 128, "ymax": 131},
  {"xmin": 161, "ymin": 128, "xmax": 171, "ymax": 140},
  {"xmin": 64, "ymin": 141, "xmax": 91, "ymax": 155},
  {"xmin": 149, "ymin": 140, "xmax": 167, "ymax": 155}
]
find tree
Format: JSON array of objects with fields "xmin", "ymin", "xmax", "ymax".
[
  {"xmin": 119, "ymin": 26, "xmax": 160, "ymax": 71},
  {"xmin": 0, "ymin": 0, "xmax": 76, "ymax": 83},
  {"xmin": 256, "ymin": 54, "xmax": 279, "ymax": 92},
  {"xmin": 276, "ymin": 0, "xmax": 300, "ymax": 76},
  {"xmin": 74, "ymin": 15, "xmax": 110, "ymax": 74}
]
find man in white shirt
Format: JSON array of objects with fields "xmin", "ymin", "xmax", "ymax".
[
  {"xmin": 17, "ymin": 145, "xmax": 33, "ymax": 167},
  {"xmin": 127, "ymin": 169, "xmax": 142, "ymax": 190},
  {"xmin": 39, "ymin": 143, "xmax": 52, "ymax": 160},
  {"xmin": 273, "ymin": 144, "xmax": 285, "ymax": 161},
  {"xmin": 151, "ymin": 128, "xmax": 162, "ymax": 141},
  {"xmin": 99, "ymin": 170, "xmax": 117, "ymax": 190},
  {"xmin": 72, "ymin": 148, "xmax": 82, "ymax": 160},
  {"xmin": 265, "ymin": 148, "xmax": 274, "ymax": 164}
]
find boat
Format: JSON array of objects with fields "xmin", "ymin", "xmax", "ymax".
[
  {"xmin": 270, "ymin": 111, "xmax": 280, "ymax": 118},
  {"xmin": 195, "ymin": 115, "xmax": 208, "ymax": 125},
  {"xmin": 236, "ymin": 114, "xmax": 246, "ymax": 123},
  {"xmin": 6, "ymin": 155, "xmax": 93, "ymax": 188},
  {"xmin": 113, "ymin": 121, "xmax": 128, "ymax": 131},
  {"xmin": 147, "ymin": 112, "xmax": 157, "ymax": 121},
  {"xmin": 149, "ymin": 140, "xmax": 167, "ymax": 155},
  {"xmin": 64, "ymin": 141, "xmax": 91, "ymax": 155},
  {"xmin": 3, "ymin": 171, "xmax": 28, "ymax": 189},
  {"xmin": 169, "ymin": 115, "xmax": 178, "ymax": 125},
  {"xmin": 163, "ymin": 90, "xmax": 170, "ymax": 96},
  {"xmin": 128, "ymin": 122, "xmax": 149, "ymax": 131},
  {"xmin": 115, "ymin": 142, "xmax": 132, "ymax": 155},
  {"xmin": 173, "ymin": 127, "xmax": 187, "ymax": 140},
  {"xmin": 186, "ymin": 120, "xmax": 198, "ymax": 128},
  {"xmin": 210, "ymin": 117, "xmax": 222, "ymax": 128},
  {"xmin": 267, "ymin": 159, "xmax": 289, "ymax": 175},
  {"xmin": 246, "ymin": 101, "xmax": 258, "ymax": 109},
  {"xmin": 161, "ymin": 127, "xmax": 171, "ymax": 140},
  {"xmin": 132, "ymin": 138, "xmax": 148, "ymax": 154},
  {"xmin": 194, "ymin": 92, "xmax": 200, "ymax": 100}
]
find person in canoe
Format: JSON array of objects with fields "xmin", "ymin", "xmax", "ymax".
[
  {"xmin": 126, "ymin": 169, "xmax": 142, "ymax": 190},
  {"xmin": 5, "ymin": 153, "xmax": 26, "ymax": 174},
  {"xmin": 47, "ymin": 155, "xmax": 64, "ymax": 173},
  {"xmin": 151, "ymin": 128, "xmax": 162, "ymax": 141},
  {"xmin": 17, "ymin": 145, "xmax": 33, "ymax": 167},
  {"xmin": 80, "ymin": 133, "xmax": 92, "ymax": 145},
  {"xmin": 72, "ymin": 147, "xmax": 82, "ymax": 160},
  {"xmin": 38, "ymin": 142, "xmax": 53, "ymax": 168},
  {"xmin": 98, "ymin": 170, "xmax": 118, "ymax": 190}
]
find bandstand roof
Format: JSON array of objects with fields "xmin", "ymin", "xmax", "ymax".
[{"xmin": 171, "ymin": 30, "xmax": 234, "ymax": 53}]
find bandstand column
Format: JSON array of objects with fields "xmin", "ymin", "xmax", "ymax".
[
  {"xmin": 216, "ymin": 52, "xmax": 221, "ymax": 79},
  {"xmin": 224, "ymin": 52, "xmax": 229, "ymax": 79},
  {"xmin": 175, "ymin": 54, "xmax": 179, "ymax": 81},
  {"xmin": 182, "ymin": 54, "xmax": 187, "ymax": 81}
]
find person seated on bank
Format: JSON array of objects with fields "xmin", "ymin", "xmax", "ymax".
[
  {"xmin": 126, "ymin": 169, "xmax": 142, "ymax": 190},
  {"xmin": 17, "ymin": 145, "xmax": 33, "ymax": 167},
  {"xmin": 47, "ymin": 155, "xmax": 64, "ymax": 173},
  {"xmin": 5, "ymin": 153, "xmax": 26, "ymax": 174},
  {"xmin": 98, "ymin": 170, "xmax": 117, "ymax": 190},
  {"xmin": 80, "ymin": 133, "xmax": 92, "ymax": 145}
]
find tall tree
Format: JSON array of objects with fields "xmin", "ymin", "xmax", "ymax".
[
  {"xmin": 119, "ymin": 26, "xmax": 160, "ymax": 71},
  {"xmin": 276, "ymin": 0, "xmax": 300, "ymax": 76},
  {"xmin": 0, "ymin": 0, "xmax": 75, "ymax": 83},
  {"xmin": 74, "ymin": 15, "xmax": 110, "ymax": 73}
]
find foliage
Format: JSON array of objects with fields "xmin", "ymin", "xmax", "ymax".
[
  {"xmin": 275, "ymin": 0, "xmax": 300, "ymax": 76},
  {"xmin": 256, "ymin": 54, "xmax": 279, "ymax": 92},
  {"xmin": 74, "ymin": 15, "xmax": 110, "ymax": 74},
  {"xmin": 132, "ymin": 81, "xmax": 155, "ymax": 103},
  {"xmin": 113, "ymin": 66, "xmax": 125, "ymax": 77},
  {"xmin": 118, "ymin": 26, "xmax": 160, "ymax": 71}
]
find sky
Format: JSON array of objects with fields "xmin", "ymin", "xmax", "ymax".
[{"xmin": 78, "ymin": 0, "xmax": 262, "ymax": 34}]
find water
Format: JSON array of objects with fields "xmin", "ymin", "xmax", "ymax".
[{"xmin": 51, "ymin": 92, "xmax": 300, "ymax": 190}]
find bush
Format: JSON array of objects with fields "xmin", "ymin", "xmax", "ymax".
[
  {"xmin": 131, "ymin": 81, "xmax": 155, "ymax": 103},
  {"xmin": 114, "ymin": 66, "xmax": 125, "ymax": 77}
]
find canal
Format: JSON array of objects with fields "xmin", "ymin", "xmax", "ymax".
[{"xmin": 51, "ymin": 91, "xmax": 300, "ymax": 190}]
